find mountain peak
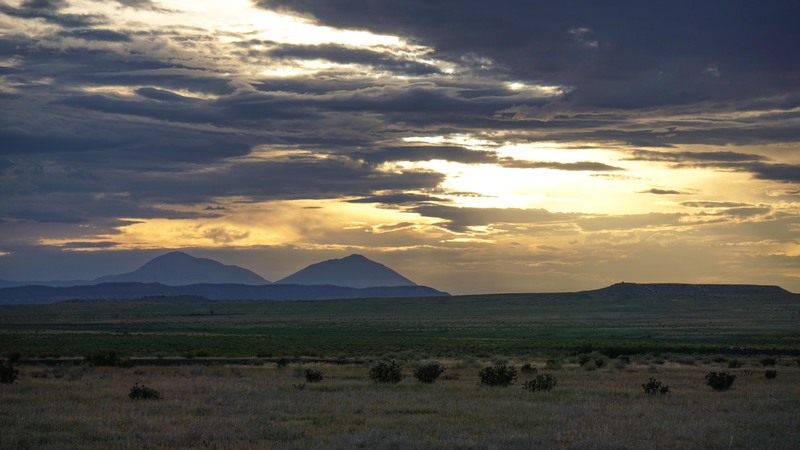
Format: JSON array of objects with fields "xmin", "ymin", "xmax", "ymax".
[
  {"xmin": 277, "ymin": 254, "xmax": 417, "ymax": 288},
  {"xmin": 93, "ymin": 251, "xmax": 270, "ymax": 286}
]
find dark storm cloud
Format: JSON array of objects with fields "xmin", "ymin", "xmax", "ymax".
[
  {"xmin": 628, "ymin": 150, "xmax": 767, "ymax": 163},
  {"xmin": 498, "ymin": 159, "xmax": 625, "ymax": 172},
  {"xmin": 255, "ymin": 0, "xmax": 800, "ymax": 110},
  {"xmin": 348, "ymin": 193, "xmax": 449, "ymax": 205},
  {"xmin": 638, "ymin": 188, "xmax": 687, "ymax": 195},
  {"xmin": 628, "ymin": 150, "xmax": 800, "ymax": 184},
  {"xmin": 1, "ymin": 0, "xmax": 101, "ymax": 28},
  {"xmin": 265, "ymin": 43, "xmax": 440, "ymax": 76},
  {"xmin": 58, "ymin": 29, "xmax": 132, "ymax": 42},
  {"xmin": 355, "ymin": 146, "xmax": 497, "ymax": 165}
]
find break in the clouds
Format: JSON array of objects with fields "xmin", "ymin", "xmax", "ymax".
[{"xmin": 0, "ymin": 0, "xmax": 798, "ymax": 293}]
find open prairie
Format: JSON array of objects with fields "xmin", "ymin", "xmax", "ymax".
[{"xmin": 1, "ymin": 291, "xmax": 799, "ymax": 448}]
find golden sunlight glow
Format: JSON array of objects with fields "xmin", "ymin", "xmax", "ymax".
[{"xmin": 47, "ymin": 199, "xmax": 438, "ymax": 251}]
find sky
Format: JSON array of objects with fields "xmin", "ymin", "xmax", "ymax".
[{"xmin": 1, "ymin": 0, "xmax": 799, "ymax": 294}]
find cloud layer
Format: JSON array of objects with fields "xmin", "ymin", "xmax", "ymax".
[{"xmin": 0, "ymin": 0, "xmax": 798, "ymax": 293}]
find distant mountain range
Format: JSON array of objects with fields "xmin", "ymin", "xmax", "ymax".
[
  {"xmin": 0, "ymin": 251, "xmax": 450, "ymax": 304},
  {"xmin": 0, "ymin": 251, "xmax": 418, "ymax": 288}
]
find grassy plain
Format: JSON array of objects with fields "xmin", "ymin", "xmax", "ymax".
[
  {"xmin": 1, "ymin": 292, "xmax": 799, "ymax": 448},
  {"xmin": 1, "ymin": 361, "xmax": 798, "ymax": 449},
  {"xmin": 1, "ymin": 292, "xmax": 799, "ymax": 359}
]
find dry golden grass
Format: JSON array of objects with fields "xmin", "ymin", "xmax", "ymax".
[{"xmin": 1, "ymin": 361, "xmax": 798, "ymax": 449}]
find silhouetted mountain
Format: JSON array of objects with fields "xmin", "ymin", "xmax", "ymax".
[
  {"xmin": 93, "ymin": 251, "xmax": 269, "ymax": 286},
  {"xmin": 277, "ymin": 254, "xmax": 417, "ymax": 288},
  {"xmin": 586, "ymin": 282, "xmax": 792, "ymax": 297},
  {"xmin": 0, "ymin": 282, "xmax": 449, "ymax": 304}
]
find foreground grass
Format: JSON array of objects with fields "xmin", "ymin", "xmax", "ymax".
[{"xmin": 1, "ymin": 361, "xmax": 798, "ymax": 449}]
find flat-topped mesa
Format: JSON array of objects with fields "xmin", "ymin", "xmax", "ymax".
[{"xmin": 589, "ymin": 282, "xmax": 791, "ymax": 296}]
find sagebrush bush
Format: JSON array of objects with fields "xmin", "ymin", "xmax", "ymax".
[
  {"xmin": 728, "ymin": 359, "xmax": 743, "ymax": 368},
  {"xmin": 520, "ymin": 363, "xmax": 537, "ymax": 374},
  {"xmin": 478, "ymin": 364, "xmax": 517, "ymax": 387},
  {"xmin": 129, "ymin": 383, "xmax": 161, "ymax": 400},
  {"xmin": 705, "ymin": 371, "xmax": 736, "ymax": 391},
  {"xmin": 0, "ymin": 360, "xmax": 19, "ymax": 384},
  {"xmin": 413, "ymin": 363, "xmax": 444, "ymax": 384},
  {"xmin": 764, "ymin": 370, "xmax": 778, "ymax": 379},
  {"xmin": 523, "ymin": 373, "xmax": 557, "ymax": 392},
  {"xmin": 304, "ymin": 368, "xmax": 323, "ymax": 383},
  {"xmin": 760, "ymin": 357, "xmax": 777, "ymax": 367},
  {"xmin": 641, "ymin": 378, "xmax": 670, "ymax": 395},
  {"xmin": 369, "ymin": 360, "xmax": 403, "ymax": 384}
]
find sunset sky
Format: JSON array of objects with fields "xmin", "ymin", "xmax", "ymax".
[{"xmin": 1, "ymin": 0, "xmax": 799, "ymax": 293}]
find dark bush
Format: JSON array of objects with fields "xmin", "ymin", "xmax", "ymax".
[
  {"xmin": 129, "ymin": 383, "xmax": 161, "ymax": 400},
  {"xmin": 0, "ymin": 360, "xmax": 19, "ymax": 384},
  {"xmin": 369, "ymin": 360, "xmax": 403, "ymax": 384},
  {"xmin": 765, "ymin": 370, "xmax": 778, "ymax": 379},
  {"xmin": 276, "ymin": 358, "xmax": 290, "ymax": 368},
  {"xmin": 413, "ymin": 363, "xmax": 445, "ymax": 384},
  {"xmin": 705, "ymin": 371, "xmax": 736, "ymax": 391},
  {"xmin": 304, "ymin": 368, "xmax": 323, "ymax": 383},
  {"xmin": 523, "ymin": 373, "xmax": 557, "ymax": 392},
  {"xmin": 520, "ymin": 363, "xmax": 537, "ymax": 374},
  {"xmin": 478, "ymin": 364, "xmax": 517, "ymax": 387},
  {"xmin": 642, "ymin": 378, "xmax": 670, "ymax": 395},
  {"xmin": 760, "ymin": 357, "xmax": 777, "ymax": 367}
]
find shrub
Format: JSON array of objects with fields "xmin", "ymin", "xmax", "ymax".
[
  {"xmin": 478, "ymin": 364, "xmax": 517, "ymax": 387},
  {"xmin": 304, "ymin": 368, "xmax": 323, "ymax": 383},
  {"xmin": 705, "ymin": 371, "xmax": 736, "ymax": 391},
  {"xmin": 369, "ymin": 360, "xmax": 403, "ymax": 384},
  {"xmin": 642, "ymin": 378, "xmax": 670, "ymax": 395},
  {"xmin": 728, "ymin": 359, "xmax": 743, "ymax": 368},
  {"xmin": 413, "ymin": 363, "xmax": 444, "ymax": 384},
  {"xmin": 765, "ymin": 370, "xmax": 778, "ymax": 379},
  {"xmin": 760, "ymin": 357, "xmax": 777, "ymax": 367},
  {"xmin": 520, "ymin": 363, "xmax": 537, "ymax": 374},
  {"xmin": 523, "ymin": 373, "xmax": 557, "ymax": 392},
  {"xmin": 276, "ymin": 358, "xmax": 290, "ymax": 368},
  {"xmin": 0, "ymin": 360, "xmax": 19, "ymax": 384},
  {"xmin": 129, "ymin": 383, "xmax": 161, "ymax": 400}
]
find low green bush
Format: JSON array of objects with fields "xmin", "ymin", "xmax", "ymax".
[
  {"xmin": 304, "ymin": 368, "xmax": 323, "ymax": 383},
  {"xmin": 478, "ymin": 364, "xmax": 517, "ymax": 387},
  {"xmin": 369, "ymin": 360, "xmax": 403, "ymax": 384},
  {"xmin": 705, "ymin": 371, "xmax": 736, "ymax": 391},
  {"xmin": 129, "ymin": 383, "xmax": 161, "ymax": 400},
  {"xmin": 523, "ymin": 373, "xmax": 557, "ymax": 392},
  {"xmin": 520, "ymin": 363, "xmax": 537, "ymax": 374},
  {"xmin": 0, "ymin": 360, "xmax": 19, "ymax": 384},
  {"xmin": 641, "ymin": 378, "xmax": 670, "ymax": 395},
  {"xmin": 765, "ymin": 370, "xmax": 778, "ymax": 379},
  {"xmin": 413, "ymin": 363, "xmax": 444, "ymax": 384}
]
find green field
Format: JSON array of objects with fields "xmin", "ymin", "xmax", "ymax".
[{"xmin": 1, "ymin": 291, "xmax": 798, "ymax": 360}]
